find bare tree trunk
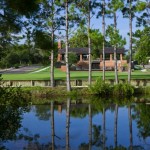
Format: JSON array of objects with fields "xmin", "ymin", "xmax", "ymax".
[
  {"xmin": 50, "ymin": 30, "xmax": 54, "ymax": 87},
  {"xmin": 128, "ymin": 0, "xmax": 132, "ymax": 83},
  {"xmin": 128, "ymin": 106, "xmax": 133, "ymax": 150},
  {"xmin": 65, "ymin": 0, "xmax": 71, "ymax": 91},
  {"xmin": 66, "ymin": 98, "xmax": 70, "ymax": 150},
  {"xmin": 51, "ymin": 101, "xmax": 55, "ymax": 150},
  {"xmin": 88, "ymin": 0, "xmax": 92, "ymax": 86},
  {"xmin": 50, "ymin": 0, "xmax": 55, "ymax": 87},
  {"xmin": 114, "ymin": 12, "xmax": 118, "ymax": 84},
  {"xmin": 102, "ymin": 0, "xmax": 105, "ymax": 81},
  {"xmin": 88, "ymin": 104, "xmax": 92, "ymax": 150},
  {"xmin": 114, "ymin": 104, "xmax": 118, "ymax": 148}
]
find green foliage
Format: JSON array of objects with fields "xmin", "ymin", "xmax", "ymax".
[
  {"xmin": 0, "ymin": 74, "xmax": 31, "ymax": 106},
  {"xmin": 69, "ymin": 27, "xmax": 88, "ymax": 48},
  {"xmin": 90, "ymin": 78, "xmax": 135, "ymax": 97},
  {"xmin": 33, "ymin": 30, "xmax": 51, "ymax": 50},
  {"xmin": 90, "ymin": 29, "xmax": 103, "ymax": 59},
  {"xmin": 134, "ymin": 27, "xmax": 150, "ymax": 65},
  {"xmin": 6, "ymin": 0, "xmax": 41, "ymax": 17},
  {"xmin": 106, "ymin": 25, "xmax": 126, "ymax": 48},
  {"xmin": 68, "ymin": 52, "xmax": 78, "ymax": 66},
  {"xmin": 136, "ymin": 1, "xmax": 146, "ymax": 12},
  {"xmin": 90, "ymin": 78, "xmax": 112, "ymax": 96},
  {"xmin": 69, "ymin": 27, "xmax": 103, "ymax": 59},
  {"xmin": 0, "ymin": 74, "xmax": 30, "ymax": 148},
  {"xmin": 107, "ymin": 0, "xmax": 124, "ymax": 14},
  {"xmin": 133, "ymin": 103, "xmax": 150, "ymax": 139},
  {"xmin": 136, "ymin": 86, "xmax": 150, "ymax": 95},
  {"xmin": 113, "ymin": 83, "xmax": 134, "ymax": 97},
  {"xmin": 144, "ymin": 86, "xmax": 150, "ymax": 94}
]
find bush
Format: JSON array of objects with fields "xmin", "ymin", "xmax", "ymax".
[
  {"xmin": 14, "ymin": 64, "xmax": 20, "ymax": 69},
  {"xmin": 90, "ymin": 78, "xmax": 112, "ymax": 96},
  {"xmin": 113, "ymin": 83, "xmax": 134, "ymax": 97},
  {"xmin": 0, "ymin": 74, "xmax": 31, "ymax": 105}
]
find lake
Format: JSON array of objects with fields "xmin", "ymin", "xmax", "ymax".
[{"xmin": 1, "ymin": 97, "xmax": 150, "ymax": 150}]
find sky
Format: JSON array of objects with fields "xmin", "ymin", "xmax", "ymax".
[{"xmin": 90, "ymin": 12, "xmax": 143, "ymax": 49}]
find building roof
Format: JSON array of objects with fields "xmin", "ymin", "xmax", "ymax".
[
  {"xmin": 58, "ymin": 47, "xmax": 126, "ymax": 54},
  {"xmin": 58, "ymin": 47, "xmax": 88, "ymax": 54}
]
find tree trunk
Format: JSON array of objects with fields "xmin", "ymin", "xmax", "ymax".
[
  {"xmin": 102, "ymin": 0, "xmax": 105, "ymax": 81},
  {"xmin": 114, "ymin": 104, "xmax": 118, "ymax": 148},
  {"xmin": 65, "ymin": 1, "xmax": 71, "ymax": 91},
  {"xmin": 88, "ymin": 104, "xmax": 92, "ymax": 150},
  {"xmin": 114, "ymin": 12, "xmax": 118, "ymax": 84},
  {"xmin": 51, "ymin": 101, "xmax": 55, "ymax": 150},
  {"xmin": 50, "ymin": 30, "xmax": 54, "ymax": 87},
  {"xmin": 50, "ymin": 0, "xmax": 55, "ymax": 87},
  {"xmin": 88, "ymin": 0, "xmax": 92, "ymax": 86},
  {"xmin": 66, "ymin": 98, "xmax": 70, "ymax": 150},
  {"xmin": 128, "ymin": 0, "xmax": 132, "ymax": 83}
]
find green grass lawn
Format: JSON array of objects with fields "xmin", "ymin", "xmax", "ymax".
[{"xmin": 1, "ymin": 67, "xmax": 150, "ymax": 80}]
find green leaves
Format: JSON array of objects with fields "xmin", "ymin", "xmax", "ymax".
[
  {"xmin": 136, "ymin": 1, "xmax": 146, "ymax": 12},
  {"xmin": 134, "ymin": 27, "xmax": 150, "ymax": 65},
  {"xmin": 33, "ymin": 30, "xmax": 52, "ymax": 50},
  {"xmin": 108, "ymin": 0, "xmax": 124, "ymax": 12},
  {"xmin": 106, "ymin": 25, "xmax": 126, "ymax": 48},
  {"xmin": 6, "ymin": 0, "xmax": 41, "ymax": 17}
]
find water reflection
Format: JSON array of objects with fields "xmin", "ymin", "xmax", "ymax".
[
  {"xmin": 1, "ymin": 97, "xmax": 150, "ymax": 150},
  {"xmin": 51, "ymin": 101, "xmax": 55, "ymax": 150},
  {"xmin": 66, "ymin": 98, "xmax": 70, "ymax": 150}
]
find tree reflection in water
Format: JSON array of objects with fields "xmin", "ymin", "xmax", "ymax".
[
  {"xmin": 0, "ymin": 105, "xmax": 23, "ymax": 149},
  {"xmin": 51, "ymin": 101, "xmax": 55, "ymax": 150},
  {"xmin": 1, "ymin": 96, "xmax": 150, "ymax": 149},
  {"xmin": 66, "ymin": 98, "xmax": 71, "ymax": 150}
]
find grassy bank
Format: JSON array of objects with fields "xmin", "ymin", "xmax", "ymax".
[
  {"xmin": 2, "ymin": 67, "xmax": 150, "ymax": 80},
  {"xmin": 27, "ymin": 86, "xmax": 150, "ymax": 104},
  {"xmin": 22, "ymin": 85, "xmax": 150, "ymax": 99}
]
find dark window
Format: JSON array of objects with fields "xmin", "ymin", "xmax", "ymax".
[
  {"xmin": 62, "ymin": 54, "xmax": 65, "ymax": 61},
  {"xmin": 83, "ymin": 54, "xmax": 88, "ymax": 60}
]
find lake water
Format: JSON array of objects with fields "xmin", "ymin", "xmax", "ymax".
[{"xmin": 1, "ymin": 97, "xmax": 150, "ymax": 150}]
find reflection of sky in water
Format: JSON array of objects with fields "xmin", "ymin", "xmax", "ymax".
[{"xmin": 4, "ymin": 104, "xmax": 150, "ymax": 150}]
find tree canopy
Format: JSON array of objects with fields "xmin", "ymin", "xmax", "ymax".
[{"xmin": 134, "ymin": 27, "xmax": 150, "ymax": 66}]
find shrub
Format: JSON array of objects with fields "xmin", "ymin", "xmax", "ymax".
[
  {"xmin": 113, "ymin": 83, "xmax": 134, "ymax": 97},
  {"xmin": 0, "ymin": 74, "xmax": 31, "ymax": 105},
  {"xmin": 90, "ymin": 78, "xmax": 112, "ymax": 96},
  {"xmin": 14, "ymin": 64, "xmax": 19, "ymax": 69}
]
